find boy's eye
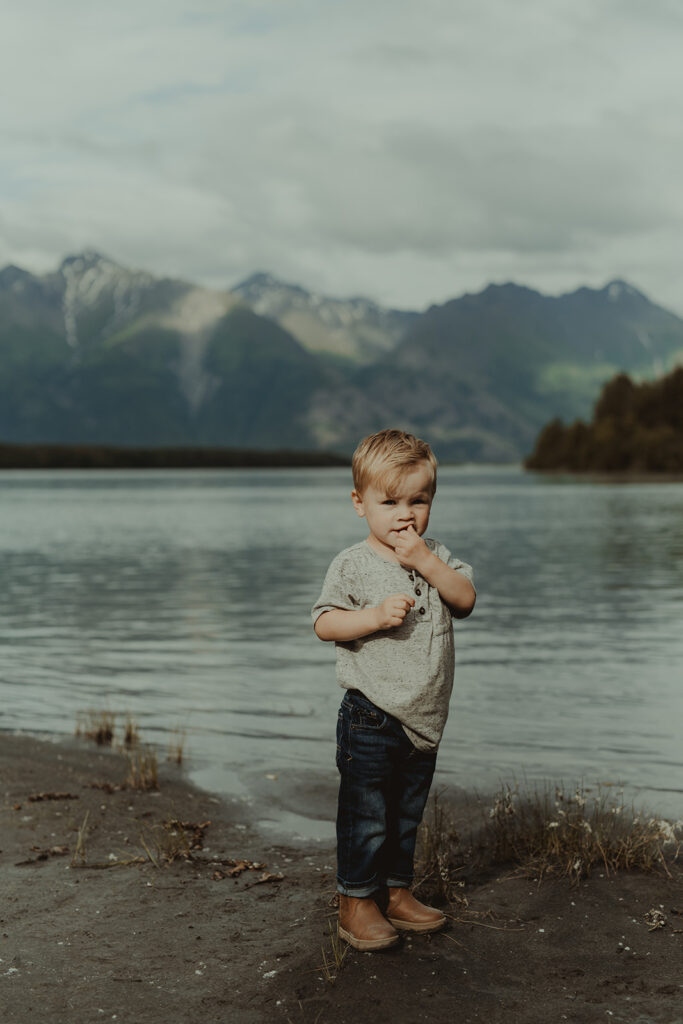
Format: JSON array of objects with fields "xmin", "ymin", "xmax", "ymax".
[{"xmin": 382, "ymin": 499, "xmax": 396, "ymax": 505}]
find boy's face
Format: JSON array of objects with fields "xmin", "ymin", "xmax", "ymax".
[{"xmin": 351, "ymin": 461, "xmax": 434, "ymax": 560}]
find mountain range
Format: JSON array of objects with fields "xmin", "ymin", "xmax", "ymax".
[{"xmin": 1, "ymin": 251, "xmax": 682, "ymax": 461}]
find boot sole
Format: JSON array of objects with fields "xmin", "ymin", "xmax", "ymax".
[
  {"xmin": 338, "ymin": 924, "xmax": 400, "ymax": 951},
  {"xmin": 387, "ymin": 916, "xmax": 446, "ymax": 933}
]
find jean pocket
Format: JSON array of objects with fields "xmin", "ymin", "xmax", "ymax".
[
  {"xmin": 336, "ymin": 741, "xmax": 352, "ymax": 766},
  {"xmin": 350, "ymin": 705, "xmax": 387, "ymax": 731}
]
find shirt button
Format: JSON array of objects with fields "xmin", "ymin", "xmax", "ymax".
[
  {"xmin": 415, "ymin": 588, "xmax": 422, "ymax": 596},
  {"xmin": 419, "ymin": 607, "xmax": 426, "ymax": 615}
]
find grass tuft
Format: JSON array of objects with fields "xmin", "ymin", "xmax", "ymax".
[
  {"xmin": 125, "ymin": 746, "xmax": 159, "ymax": 791},
  {"xmin": 414, "ymin": 789, "xmax": 468, "ymax": 904},
  {"xmin": 122, "ymin": 714, "xmax": 141, "ymax": 748},
  {"xmin": 416, "ymin": 782, "xmax": 682, "ymax": 897},
  {"xmin": 139, "ymin": 818, "xmax": 205, "ymax": 866},
  {"xmin": 75, "ymin": 710, "xmax": 116, "ymax": 746},
  {"xmin": 318, "ymin": 919, "xmax": 349, "ymax": 983},
  {"xmin": 70, "ymin": 811, "xmax": 90, "ymax": 867},
  {"xmin": 481, "ymin": 782, "xmax": 681, "ymax": 882},
  {"xmin": 167, "ymin": 727, "xmax": 187, "ymax": 765}
]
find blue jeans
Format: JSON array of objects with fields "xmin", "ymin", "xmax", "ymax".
[{"xmin": 336, "ymin": 689, "xmax": 437, "ymax": 897}]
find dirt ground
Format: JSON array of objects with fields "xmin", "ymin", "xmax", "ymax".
[{"xmin": 1, "ymin": 733, "xmax": 682, "ymax": 1024}]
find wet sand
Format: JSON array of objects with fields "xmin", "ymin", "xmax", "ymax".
[{"xmin": 1, "ymin": 733, "xmax": 681, "ymax": 1023}]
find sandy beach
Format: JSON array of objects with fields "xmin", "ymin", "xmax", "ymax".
[{"xmin": 1, "ymin": 732, "xmax": 682, "ymax": 1024}]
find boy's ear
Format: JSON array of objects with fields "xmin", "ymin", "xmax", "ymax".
[{"xmin": 350, "ymin": 489, "xmax": 366, "ymax": 518}]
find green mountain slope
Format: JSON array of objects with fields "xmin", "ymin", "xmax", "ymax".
[
  {"xmin": 0, "ymin": 253, "xmax": 336, "ymax": 448},
  {"xmin": 2, "ymin": 253, "xmax": 683, "ymax": 461},
  {"xmin": 193, "ymin": 306, "xmax": 334, "ymax": 447},
  {"xmin": 305, "ymin": 282, "xmax": 683, "ymax": 461}
]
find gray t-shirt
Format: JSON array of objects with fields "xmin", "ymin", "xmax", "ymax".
[{"xmin": 312, "ymin": 538, "xmax": 474, "ymax": 752}]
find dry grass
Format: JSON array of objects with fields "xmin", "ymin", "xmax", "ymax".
[
  {"xmin": 416, "ymin": 782, "xmax": 682, "ymax": 897},
  {"xmin": 76, "ymin": 710, "xmax": 190, "ymax": 785},
  {"xmin": 122, "ymin": 714, "xmax": 141, "ymax": 748},
  {"xmin": 139, "ymin": 819, "xmax": 194, "ymax": 867},
  {"xmin": 75, "ymin": 709, "xmax": 157, "ymax": 789},
  {"xmin": 481, "ymin": 782, "xmax": 681, "ymax": 882},
  {"xmin": 69, "ymin": 817, "xmax": 209, "ymax": 871},
  {"xmin": 75, "ymin": 710, "xmax": 142, "ymax": 750},
  {"xmin": 414, "ymin": 790, "xmax": 468, "ymax": 904},
  {"xmin": 125, "ymin": 746, "xmax": 159, "ymax": 790},
  {"xmin": 75, "ymin": 710, "xmax": 116, "ymax": 746},
  {"xmin": 317, "ymin": 918, "xmax": 349, "ymax": 983},
  {"xmin": 167, "ymin": 727, "xmax": 187, "ymax": 765},
  {"xmin": 70, "ymin": 811, "xmax": 90, "ymax": 867}
]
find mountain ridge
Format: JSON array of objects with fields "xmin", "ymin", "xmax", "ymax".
[
  {"xmin": 1, "ymin": 252, "xmax": 682, "ymax": 461},
  {"xmin": 231, "ymin": 270, "xmax": 417, "ymax": 364}
]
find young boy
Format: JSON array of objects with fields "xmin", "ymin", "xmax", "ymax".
[{"xmin": 312, "ymin": 429, "xmax": 475, "ymax": 950}]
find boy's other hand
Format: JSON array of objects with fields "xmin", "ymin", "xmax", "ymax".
[
  {"xmin": 375, "ymin": 593, "xmax": 415, "ymax": 630},
  {"xmin": 393, "ymin": 525, "xmax": 431, "ymax": 572}
]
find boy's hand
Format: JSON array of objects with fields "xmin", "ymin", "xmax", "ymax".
[
  {"xmin": 375, "ymin": 593, "xmax": 415, "ymax": 630},
  {"xmin": 393, "ymin": 525, "xmax": 433, "ymax": 573}
]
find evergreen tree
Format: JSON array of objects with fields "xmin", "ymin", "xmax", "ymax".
[{"xmin": 525, "ymin": 366, "xmax": 683, "ymax": 473}]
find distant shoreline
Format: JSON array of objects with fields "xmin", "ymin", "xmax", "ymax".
[
  {"xmin": 0, "ymin": 443, "xmax": 349, "ymax": 470},
  {"xmin": 526, "ymin": 468, "xmax": 683, "ymax": 484}
]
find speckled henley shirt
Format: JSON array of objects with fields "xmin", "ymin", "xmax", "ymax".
[{"xmin": 312, "ymin": 538, "xmax": 474, "ymax": 752}]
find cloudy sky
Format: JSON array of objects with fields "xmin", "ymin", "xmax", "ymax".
[{"xmin": 1, "ymin": 0, "xmax": 682, "ymax": 311}]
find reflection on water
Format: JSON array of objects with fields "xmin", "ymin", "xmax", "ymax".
[{"xmin": 1, "ymin": 467, "xmax": 682, "ymax": 832}]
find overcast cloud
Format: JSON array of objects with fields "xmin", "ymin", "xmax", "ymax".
[{"xmin": 1, "ymin": 0, "xmax": 682, "ymax": 311}]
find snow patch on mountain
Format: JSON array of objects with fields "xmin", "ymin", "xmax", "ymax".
[
  {"xmin": 232, "ymin": 272, "xmax": 414, "ymax": 362},
  {"xmin": 61, "ymin": 252, "xmax": 155, "ymax": 347},
  {"xmin": 160, "ymin": 287, "xmax": 235, "ymax": 334},
  {"xmin": 236, "ymin": 272, "xmax": 397, "ymax": 329},
  {"xmin": 161, "ymin": 287, "xmax": 235, "ymax": 413},
  {"xmin": 606, "ymin": 280, "xmax": 642, "ymax": 303}
]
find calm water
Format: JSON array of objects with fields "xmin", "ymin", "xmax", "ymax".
[{"xmin": 1, "ymin": 467, "xmax": 682, "ymax": 835}]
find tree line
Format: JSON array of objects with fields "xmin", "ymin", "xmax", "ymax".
[
  {"xmin": 0, "ymin": 444, "xmax": 348, "ymax": 470},
  {"xmin": 525, "ymin": 366, "xmax": 683, "ymax": 473}
]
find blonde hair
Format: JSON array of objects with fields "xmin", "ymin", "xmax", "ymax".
[{"xmin": 352, "ymin": 429, "xmax": 437, "ymax": 496}]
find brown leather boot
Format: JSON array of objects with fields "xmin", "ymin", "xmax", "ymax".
[
  {"xmin": 338, "ymin": 894, "xmax": 400, "ymax": 950},
  {"xmin": 386, "ymin": 887, "xmax": 446, "ymax": 933}
]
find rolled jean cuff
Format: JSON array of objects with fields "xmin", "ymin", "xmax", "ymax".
[
  {"xmin": 336, "ymin": 876, "xmax": 379, "ymax": 898},
  {"xmin": 385, "ymin": 875, "xmax": 412, "ymax": 889}
]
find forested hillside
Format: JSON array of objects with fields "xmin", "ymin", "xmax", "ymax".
[{"xmin": 525, "ymin": 367, "xmax": 683, "ymax": 472}]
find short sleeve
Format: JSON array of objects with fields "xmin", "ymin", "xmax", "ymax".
[
  {"xmin": 427, "ymin": 539, "xmax": 475, "ymax": 595},
  {"xmin": 311, "ymin": 553, "xmax": 363, "ymax": 624}
]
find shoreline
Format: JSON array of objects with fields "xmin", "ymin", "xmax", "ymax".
[
  {"xmin": 1, "ymin": 732, "xmax": 682, "ymax": 1023},
  {"xmin": 525, "ymin": 468, "xmax": 683, "ymax": 484},
  {"xmin": 0, "ymin": 444, "xmax": 349, "ymax": 471}
]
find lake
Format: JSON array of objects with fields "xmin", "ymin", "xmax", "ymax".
[{"xmin": 1, "ymin": 466, "xmax": 681, "ymax": 837}]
